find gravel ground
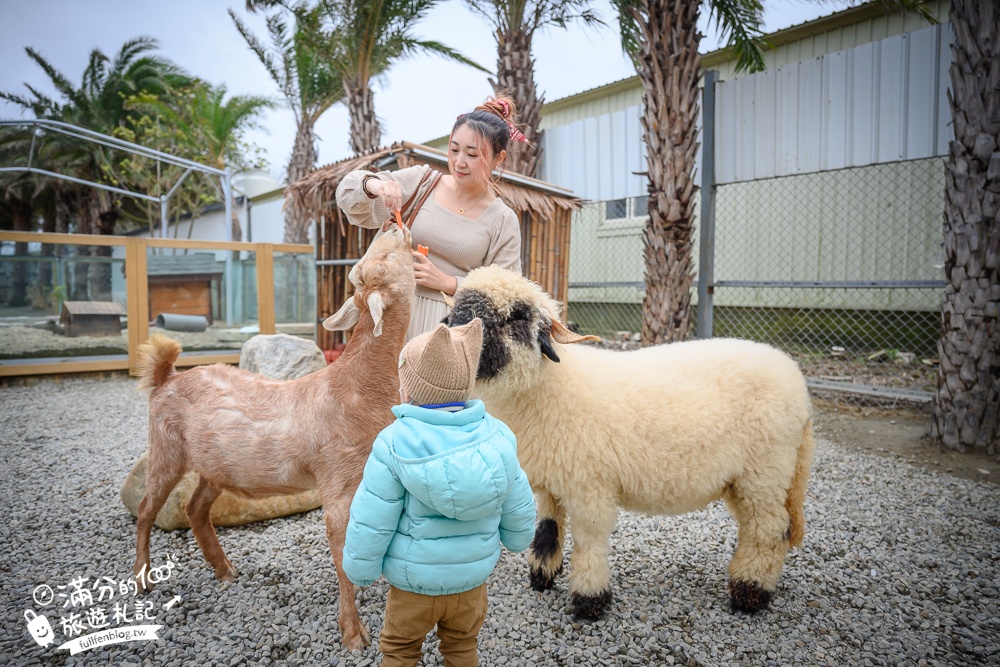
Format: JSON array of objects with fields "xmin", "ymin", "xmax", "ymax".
[{"xmin": 1, "ymin": 375, "xmax": 998, "ymax": 667}]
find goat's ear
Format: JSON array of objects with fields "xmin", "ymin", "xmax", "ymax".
[
  {"xmin": 323, "ymin": 298, "xmax": 360, "ymax": 331},
  {"xmin": 550, "ymin": 318, "xmax": 600, "ymax": 344},
  {"xmin": 368, "ymin": 292, "xmax": 385, "ymax": 337},
  {"xmin": 443, "ymin": 294, "xmax": 455, "ymax": 309}
]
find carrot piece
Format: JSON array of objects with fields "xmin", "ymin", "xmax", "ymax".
[
  {"xmin": 417, "ymin": 245, "xmax": 429, "ymax": 256},
  {"xmin": 395, "ymin": 210, "xmax": 403, "ymax": 228}
]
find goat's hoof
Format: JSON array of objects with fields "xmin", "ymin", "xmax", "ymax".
[
  {"xmin": 728, "ymin": 579, "xmax": 772, "ymax": 613},
  {"xmin": 215, "ymin": 566, "xmax": 237, "ymax": 582},
  {"xmin": 134, "ymin": 578, "xmax": 154, "ymax": 595},
  {"xmin": 570, "ymin": 589, "xmax": 612, "ymax": 620},
  {"xmin": 343, "ymin": 627, "xmax": 371, "ymax": 652}
]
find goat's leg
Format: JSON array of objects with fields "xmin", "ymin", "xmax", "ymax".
[
  {"xmin": 319, "ymin": 483, "xmax": 371, "ymax": 652},
  {"xmin": 527, "ymin": 488, "xmax": 566, "ymax": 591},
  {"xmin": 132, "ymin": 459, "xmax": 184, "ymax": 593},
  {"xmin": 565, "ymin": 496, "xmax": 617, "ymax": 620},
  {"xmin": 186, "ymin": 477, "xmax": 236, "ymax": 582},
  {"xmin": 723, "ymin": 476, "xmax": 792, "ymax": 613}
]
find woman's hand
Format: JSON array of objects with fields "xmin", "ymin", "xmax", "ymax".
[
  {"xmin": 412, "ymin": 252, "xmax": 458, "ymax": 295},
  {"xmin": 366, "ymin": 177, "xmax": 403, "ymax": 212}
]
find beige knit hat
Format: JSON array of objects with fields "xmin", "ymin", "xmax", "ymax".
[{"xmin": 398, "ymin": 318, "xmax": 483, "ymax": 405}]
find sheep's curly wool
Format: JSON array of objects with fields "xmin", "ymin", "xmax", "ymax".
[{"xmin": 448, "ymin": 265, "xmax": 815, "ymax": 619}]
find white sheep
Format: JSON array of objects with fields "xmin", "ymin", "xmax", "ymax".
[
  {"xmin": 131, "ymin": 221, "xmax": 416, "ymax": 651},
  {"xmin": 445, "ymin": 265, "xmax": 815, "ymax": 618}
]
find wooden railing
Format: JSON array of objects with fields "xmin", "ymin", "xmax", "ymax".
[{"xmin": 0, "ymin": 232, "xmax": 313, "ymax": 378}]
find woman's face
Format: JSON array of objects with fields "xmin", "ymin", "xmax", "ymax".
[{"xmin": 448, "ymin": 124, "xmax": 504, "ymax": 190}]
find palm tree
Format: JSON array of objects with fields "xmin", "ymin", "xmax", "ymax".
[
  {"xmin": 463, "ymin": 0, "xmax": 602, "ymax": 177},
  {"xmin": 611, "ymin": 0, "xmax": 761, "ymax": 344},
  {"xmin": 119, "ymin": 81, "xmax": 274, "ymax": 242},
  {"xmin": 1, "ymin": 36, "xmax": 185, "ymax": 300},
  {"xmin": 612, "ymin": 0, "xmax": 934, "ymax": 346},
  {"xmin": 231, "ymin": 4, "xmax": 343, "ymax": 243},
  {"xmin": 931, "ymin": 0, "xmax": 1000, "ymax": 453},
  {"xmin": 310, "ymin": 0, "xmax": 491, "ymax": 156}
]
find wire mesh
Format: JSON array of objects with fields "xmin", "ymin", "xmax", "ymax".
[{"xmin": 566, "ymin": 157, "xmax": 945, "ymax": 407}]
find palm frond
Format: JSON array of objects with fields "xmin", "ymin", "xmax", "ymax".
[
  {"xmin": 707, "ymin": 0, "xmax": 767, "ymax": 73},
  {"xmin": 23, "ymin": 47, "xmax": 83, "ymax": 106},
  {"xmin": 229, "ymin": 8, "xmax": 286, "ymax": 90}
]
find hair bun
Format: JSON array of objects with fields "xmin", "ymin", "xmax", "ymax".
[{"xmin": 476, "ymin": 95, "xmax": 517, "ymax": 122}]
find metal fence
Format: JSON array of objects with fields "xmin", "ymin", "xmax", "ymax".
[{"xmin": 566, "ymin": 155, "xmax": 946, "ymax": 408}]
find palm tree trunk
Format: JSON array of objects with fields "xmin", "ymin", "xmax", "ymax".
[
  {"xmin": 89, "ymin": 193, "xmax": 117, "ymax": 303},
  {"xmin": 493, "ymin": 27, "xmax": 542, "ymax": 177},
  {"xmin": 70, "ymin": 191, "xmax": 95, "ymax": 301},
  {"xmin": 345, "ymin": 80, "xmax": 381, "ymax": 156},
  {"xmin": 8, "ymin": 197, "xmax": 32, "ymax": 308},
  {"xmin": 930, "ymin": 0, "xmax": 1000, "ymax": 454},
  {"xmin": 634, "ymin": 0, "xmax": 702, "ymax": 345},
  {"xmin": 284, "ymin": 118, "xmax": 319, "ymax": 244}
]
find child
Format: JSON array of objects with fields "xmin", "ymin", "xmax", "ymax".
[{"xmin": 342, "ymin": 318, "xmax": 536, "ymax": 667}]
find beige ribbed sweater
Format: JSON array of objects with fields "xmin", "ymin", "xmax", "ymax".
[{"xmin": 336, "ymin": 164, "xmax": 522, "ymax": 305}]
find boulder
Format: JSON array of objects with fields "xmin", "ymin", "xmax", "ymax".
[
  {"xmin": 239, "ymin": 333, "xmax": 327, "ymax": 379},
  {"xmin": 122, "ymin": 332, "xmax": 327, "ymax": 530},
  {"xmin": 120, "ymin": 452, "xmax": 321, "ymax": 531}
]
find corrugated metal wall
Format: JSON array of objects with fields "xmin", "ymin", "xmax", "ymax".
[
  {"xmin": 715, "ymin": 23, "xmax": 951, "ymax": 184},
  {"xmin": 537, "ymin": 0, "xmax": 951, "ymax": 199}
]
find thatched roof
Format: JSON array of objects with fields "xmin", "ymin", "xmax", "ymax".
[{"xmin": 286, "ymin": 142, "xmax": 582, "ymax": 227}]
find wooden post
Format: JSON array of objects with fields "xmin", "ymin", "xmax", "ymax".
[
  {"xmin": 126, "ymin": 237, "xmax": 150, "ymax": 375},
  {"xmin": 256, "ymin": 243, "xmax": 276, "ymax": 335}
]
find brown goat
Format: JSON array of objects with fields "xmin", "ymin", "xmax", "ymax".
[{"xmin": 131, "ymin": 222, "xmax": 415, "ymax": 651}]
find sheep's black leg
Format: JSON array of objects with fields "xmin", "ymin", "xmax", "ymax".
[
  {"xmin": 565, "ymin": 496, "xmax": 617, "ymax": 620},
  {"xmin": 571, "ymin": 589, "xmax": 613, "ymax": 620},
  {"xmin": 527, "ymin": 489, "xmax": 565, "ymax": 591},
  {"xmin": 723, "ymin": 477, "xmax": 790, "ymax": 614}
]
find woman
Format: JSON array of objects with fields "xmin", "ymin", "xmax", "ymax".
[{"xmin": 336, "ymin": 95, "xmax": 525, "ymax": 340}]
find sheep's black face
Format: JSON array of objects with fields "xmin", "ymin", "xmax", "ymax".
[
  {"xmin": 445, "ymin": 290, "xmax": 508, "ymax": 379},
  {"xmin": 445, "ymin": 290, "xmax": 557, "ymax": 380}
]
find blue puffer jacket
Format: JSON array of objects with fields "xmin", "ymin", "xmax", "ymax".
[{"xmin": 343, "ymin": 400, "xmax": 536, "ymax": 595}]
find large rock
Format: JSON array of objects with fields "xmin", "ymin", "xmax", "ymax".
[
  {"xmin": 120, "ymin": 452, "xmax": 322, "ymax": 531},
  {"xmin": 239, "ymin": 332, "xmax": 327, "ymax": 379},
  {"xmin": 122, "ymin": 332, "xmax": 327, "ymax": 530}
]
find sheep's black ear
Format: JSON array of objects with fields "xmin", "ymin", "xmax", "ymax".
[{"xmin": 538, "ymin": 327, "xmax": 560, "ymax": 363}]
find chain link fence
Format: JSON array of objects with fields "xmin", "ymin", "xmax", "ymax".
[{"xmin": 566, "ymin": 157, "xmax": 945, "ymax": 409}]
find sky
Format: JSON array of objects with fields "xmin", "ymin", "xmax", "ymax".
[{"xmin": 0, "ymin": 0, "xmax": 842, "ymax": 184}]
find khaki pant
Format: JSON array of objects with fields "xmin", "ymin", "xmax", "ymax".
[{"xmin": 379, "ymin": 583, "xmax": 488, "ymax": 667}]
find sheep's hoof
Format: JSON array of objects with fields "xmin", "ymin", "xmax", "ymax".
[
  {"xmin": 728, "ymin": 579, "xmax": 772, "ymax": 613},
  {"xmin": 570, "ymin": 589, "xmax": 612, "ymax": 620},
  {"xmin": 529, "ymin": 563, "xmax": 562, "ymax": 591}
]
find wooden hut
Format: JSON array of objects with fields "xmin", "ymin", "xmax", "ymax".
[
  {"xmin": 146, "ymin": 253, "xmax": 222, "ymax": 325},
  {"xmin": 60, "ymin": 301, "xmax": 126, "ymax": 337},
  {"xmin": 287, "ymin": 142, "xmax": 582, "ymax": 351}
]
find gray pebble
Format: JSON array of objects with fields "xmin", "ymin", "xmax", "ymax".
[{"xmin": 0, "ymin": 376, "xmax": 997, "ymax": 666}]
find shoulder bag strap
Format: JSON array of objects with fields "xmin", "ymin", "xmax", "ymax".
[{"xmin": 401, "ymin": 169, "xmax": 442, "ymax": 228}]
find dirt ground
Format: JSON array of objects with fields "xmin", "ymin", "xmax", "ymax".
[{"xmin": 813, "ymin": 400, "xmax": 1000, "ymax": 486}]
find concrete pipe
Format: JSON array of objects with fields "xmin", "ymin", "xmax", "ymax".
[{"xmin": 154, "ymin": 313, "xmax": 209, "ymax": 332}]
